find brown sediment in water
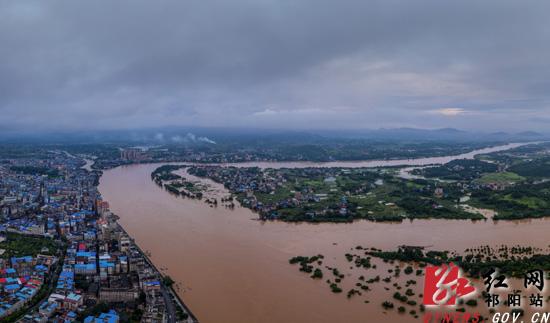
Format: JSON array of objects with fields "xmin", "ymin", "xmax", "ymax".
[{"xmin": 99, "ymin": 144, "xmax": 550, "ymax": 323}]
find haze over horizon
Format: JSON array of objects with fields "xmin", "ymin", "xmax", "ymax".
[{"xmin": 1, "ymin": 1, "xmax": 550, "ymax": 132}]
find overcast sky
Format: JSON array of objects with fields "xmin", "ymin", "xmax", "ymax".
[{"xmin": 1, "ymin": 1, "xmax": 549, "ymax": 132}]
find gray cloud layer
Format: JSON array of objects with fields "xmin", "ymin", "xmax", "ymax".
[{"xmin": 1, "ymin": 0, "xmax": 549, "ymax": 132}]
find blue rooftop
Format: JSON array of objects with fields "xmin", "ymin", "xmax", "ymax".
[
  {"xmin": 76, "ymin": 251, "xmax": 96, "ymax": 258},
  {"xmin": 84, "ymin": 310, "xmax": 119, "ymax": 323},
  {"xmin": 5, "ymin": 284, "xmax": 20, "ymax": 291}
]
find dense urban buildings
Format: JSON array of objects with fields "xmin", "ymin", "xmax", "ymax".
[{"xmin": 0, "ymin": 150, "xmax": 196, "ymax": 322}]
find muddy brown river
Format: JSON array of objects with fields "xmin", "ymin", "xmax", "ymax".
[{"xmin": 98, "ymin": 143, "xmax": 550, "ymax": 323}]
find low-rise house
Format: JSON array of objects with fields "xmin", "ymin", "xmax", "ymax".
[{"xmin": 84, "ymin": 310, "xmax": 120, "ymax": 323}]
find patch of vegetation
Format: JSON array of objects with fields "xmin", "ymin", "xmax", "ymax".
[
  {"xmin": 0, "ymin": 232, "xmax": 60, "ymax": 259},
  {"xmin": 369, "ymin": 245, "xmax": 550, "ymax": 278},
  {"xmin": 151, "ymin": 165, "xmax": 183, "ymax": 181},
  {"xmin": 10, "ymin": 166, "xmax": 60, "ymax": 177},
  {"xmin": 289, "ymin": 255, "xmax": 324, "ymax": 274},
  {"xmin": 413, "ymin": 159, "xmax": 498, "ymax": 180},
  {"xmin": 475, "ymin": 172, "xmax": 525, "ymax": 185},
  {"xmin": 382, "ymin": 301, "xmax": 394, "ymax": 310},
  {"xmin": 470, "ymin": 181, "xmax": 550, "ymax": 219},
  {"xmin": 330, "ymin": 283, "xmax": 342, "ymax": 293},
  {"xmin": 509, "ymin": 157, "xmax": 550, "ymax": 178},
  {"xmin": 162, "ymin": 275, "xmax": 175, "ymax": 287},
  {"xmin": 311, "ymin": 268, "xmax": 323, "ymax": 279}
]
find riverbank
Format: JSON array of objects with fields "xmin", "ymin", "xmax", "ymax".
[
  {"xmin": 113, "ymin": 222, "xmax": 199, "ymax": 323},
  {"xmin": 99, "ymin": 160, "xmax": 550, "ymax": 323}
]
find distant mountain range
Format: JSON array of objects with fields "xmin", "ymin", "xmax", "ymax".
[
  {"xmin": 0, "ymin": 126, "xmax": 547, "ymax": 144},
  {"xmin": 310, "ymin": 127, "xmax": 548, "ymax": 142}
]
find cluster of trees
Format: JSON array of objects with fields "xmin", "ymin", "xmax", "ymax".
[
  {"xmin": 288, "ymin": 255, "xmax": 327, "ymax": 280},
  {"xmin": 368, "ymin": 246, "xmax": 449, "ymax": 266},
  {"xmin": 255, "ymin": 141, "xmax": 495, "ymax": 162},
  {"xmin": 369, "ymin": 245, "xmax": 550, "ymax": 278},
  {"xmin": 387, "ymin": 180, "xmax": 482, "ymax": 220},
  {"xmin": 152, "ymin": 165, "xmax": 208, "ymax": 200},
  {"xmin": 151, "ymin": 165, "xmax": 183, "ymax": 181},
  {"xmin": 472, "ymin": 181, "xmax": 550, "ymax": 219},
  {"xmin": 0, "ymin": 232, "xmax": 60, "ymax": 258},
  {"xmin": 509, "ymin": 157, "xmax": 550, "ymax": 178},
  {"xmin": 10, "ymin": 165, "xmax": 60, "ymax": 178},
  {"xmin": 414, "ymin": 159, "xmax": 498, "ymax": 180},
  {"xmin": 396, "ymin": 196, "xmax": 482, "ymax": 220}
]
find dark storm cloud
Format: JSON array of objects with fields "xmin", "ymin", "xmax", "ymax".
[{"xmin": 0, "ymin": 0, "xmax": 549, "ymax": 131}]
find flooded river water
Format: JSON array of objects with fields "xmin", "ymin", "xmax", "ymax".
[{"xmin": 98, "ymin": 143, "xmax": 550, "ymax": 323}]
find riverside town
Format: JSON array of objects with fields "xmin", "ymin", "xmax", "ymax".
[{"xmin": 2, "ymin": 1, "xmax": 550, "ymax": 322}]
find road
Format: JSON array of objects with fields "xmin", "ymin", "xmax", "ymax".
[{"xmin": 161, "ymin": 286, "xmax": 177, "ymax": 323}]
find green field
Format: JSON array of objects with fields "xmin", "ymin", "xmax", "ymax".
[{"xmin": 475, "ymin": 172, "xmax": 525, "ymax": 184}]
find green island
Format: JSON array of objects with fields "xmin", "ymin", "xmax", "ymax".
[
  {"xmin": 151, "ymin": 165, "xmax": 210, "ymax": 200},
  {"xmin": 173, "ymin": 143, "xmax": 550, "ymax": 222},
  {"xmin": 187, "ymin": 166, "xmax": 483, "ymax": 222}
]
